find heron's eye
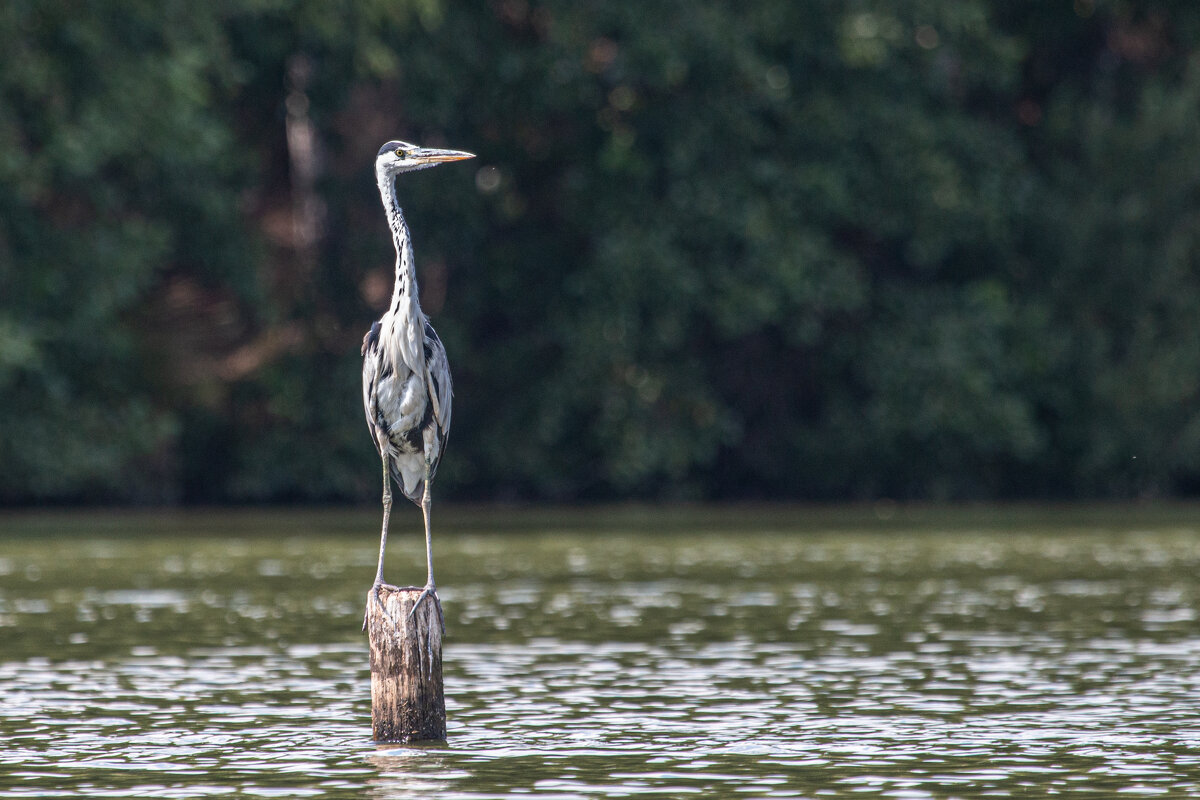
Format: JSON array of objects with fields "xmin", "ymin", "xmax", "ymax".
[{"xmin": 395, "ymin": 148, "xmax": 407, "ymax": 158}]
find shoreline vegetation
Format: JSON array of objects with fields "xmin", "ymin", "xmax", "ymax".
[{"xmin": 4, "ymin": 2, "xmax": 1200, "ymax": 505}]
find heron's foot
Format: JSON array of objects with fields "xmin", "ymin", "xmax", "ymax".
[
  {"xmin": 409, "ymin": 582, "xmax": 445, "ymax": 635},
  {"xmin": 363, "ymin": 581, "xmax": 401, "ymax": 632}
]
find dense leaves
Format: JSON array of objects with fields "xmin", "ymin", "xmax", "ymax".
[{"xmin": 1, "ymin": 0, "xmax": 1199, "ymax": 503}]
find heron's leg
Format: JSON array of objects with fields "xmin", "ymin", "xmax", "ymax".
[
  {"xmin": 364, "ymin": 455, "xmax": 396, "ymax": 631},
  {"xmin": 374, "ymin": 454, "xmax": 392, "ymax": 586},
  {"xmin": 409, "ymin": 458, "xmax": 444, "ymax": 634},
  {"xmin": 421, "ymin": 469, "xmax": 434, "ymax": 589}
]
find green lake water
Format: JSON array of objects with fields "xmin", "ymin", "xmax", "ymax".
[{"xmin": 3, "ymin": 506, "xmax": 1200, "ymax": 798}]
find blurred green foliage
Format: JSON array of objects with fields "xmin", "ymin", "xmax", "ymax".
[{"xmin": 1, "ymin": 0, "xmax": 1199, "ymax": 504}]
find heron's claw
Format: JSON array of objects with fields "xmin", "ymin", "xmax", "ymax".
[
  {"xmin": 409, "ymin": 583, "xmax": 445, "ymax": 635},
  {"xmin": 363, "ymin": 582, "xmax": 400, "ymax": 632}
]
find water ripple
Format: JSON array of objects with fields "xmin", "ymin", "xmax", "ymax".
[{"xmin": 2, "ymin": 520, "xmax": 1200, "ymax": 798}]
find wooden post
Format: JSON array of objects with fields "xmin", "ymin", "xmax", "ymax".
[{"xmin": 366, "ymin": 585, "xmax": 446, "ymax": 743}]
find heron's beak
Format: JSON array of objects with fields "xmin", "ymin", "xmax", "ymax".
[{"xmin": 413, "ymin": 148, "xmax": 475, "ymax": 164}]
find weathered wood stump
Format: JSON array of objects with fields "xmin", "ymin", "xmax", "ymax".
[{"xmin": 365, "ymin": 585, "xmax": 446, "ymax": 743}]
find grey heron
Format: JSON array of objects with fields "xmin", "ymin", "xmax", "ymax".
[{"xmin": 361, "ymin": 139, "xmax": 473, "ymax": 630}]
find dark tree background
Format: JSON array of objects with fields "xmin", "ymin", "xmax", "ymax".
[{"xmin": 2, "ymin": 0, "xmax": 1199, "ymax": 504}]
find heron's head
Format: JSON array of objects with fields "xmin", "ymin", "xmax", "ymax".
[{"xmin": 375, "ymin": 139, "xmax": 474, "ymax": 177}]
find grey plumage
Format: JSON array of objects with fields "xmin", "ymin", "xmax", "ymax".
[
  {"xmin": 361, "ymin": 314, "xmax": 452, "ymax": 505},
  {"xmin": 361, "ymin": 139, "xmax": 473, "ymax": 626}
]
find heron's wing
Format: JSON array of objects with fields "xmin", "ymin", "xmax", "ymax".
[
  {"xmin": 361, "ymin": 322, "xmax": 387, "ymax": 453},
  {"xmin": 422, "ymin": 320, "xmax": 453, "ymax": 461},
  {"xmin": 361, "ymin": 320, "xmax": 381, "ymax": 356}
]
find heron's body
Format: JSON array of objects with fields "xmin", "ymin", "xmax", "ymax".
[
  {"xmin": 361, "ymin": 139, "xmax": 473, "ymax": 627},
  {"xmin": 362, "ymin": 314, "xmax": 450, "ymax": 502}
]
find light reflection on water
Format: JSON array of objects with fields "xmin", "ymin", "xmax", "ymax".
[{"xmin": 1, "ymin": 509, "xmax": 1200, "ymax": 798}]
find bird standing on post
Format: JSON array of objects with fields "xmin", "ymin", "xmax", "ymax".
[{"xmin": 361, "ymin": 139, "xmax": 474, "ymax": 629}]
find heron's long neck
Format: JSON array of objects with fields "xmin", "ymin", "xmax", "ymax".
[{"xmin": 378, "ymin": 172, "xmax": 420, "ymax": 318}]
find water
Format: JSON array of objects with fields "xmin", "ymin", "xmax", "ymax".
[{"xmin": 2, "ymin": 507, "xmax": 1200, "ymax": 798}]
